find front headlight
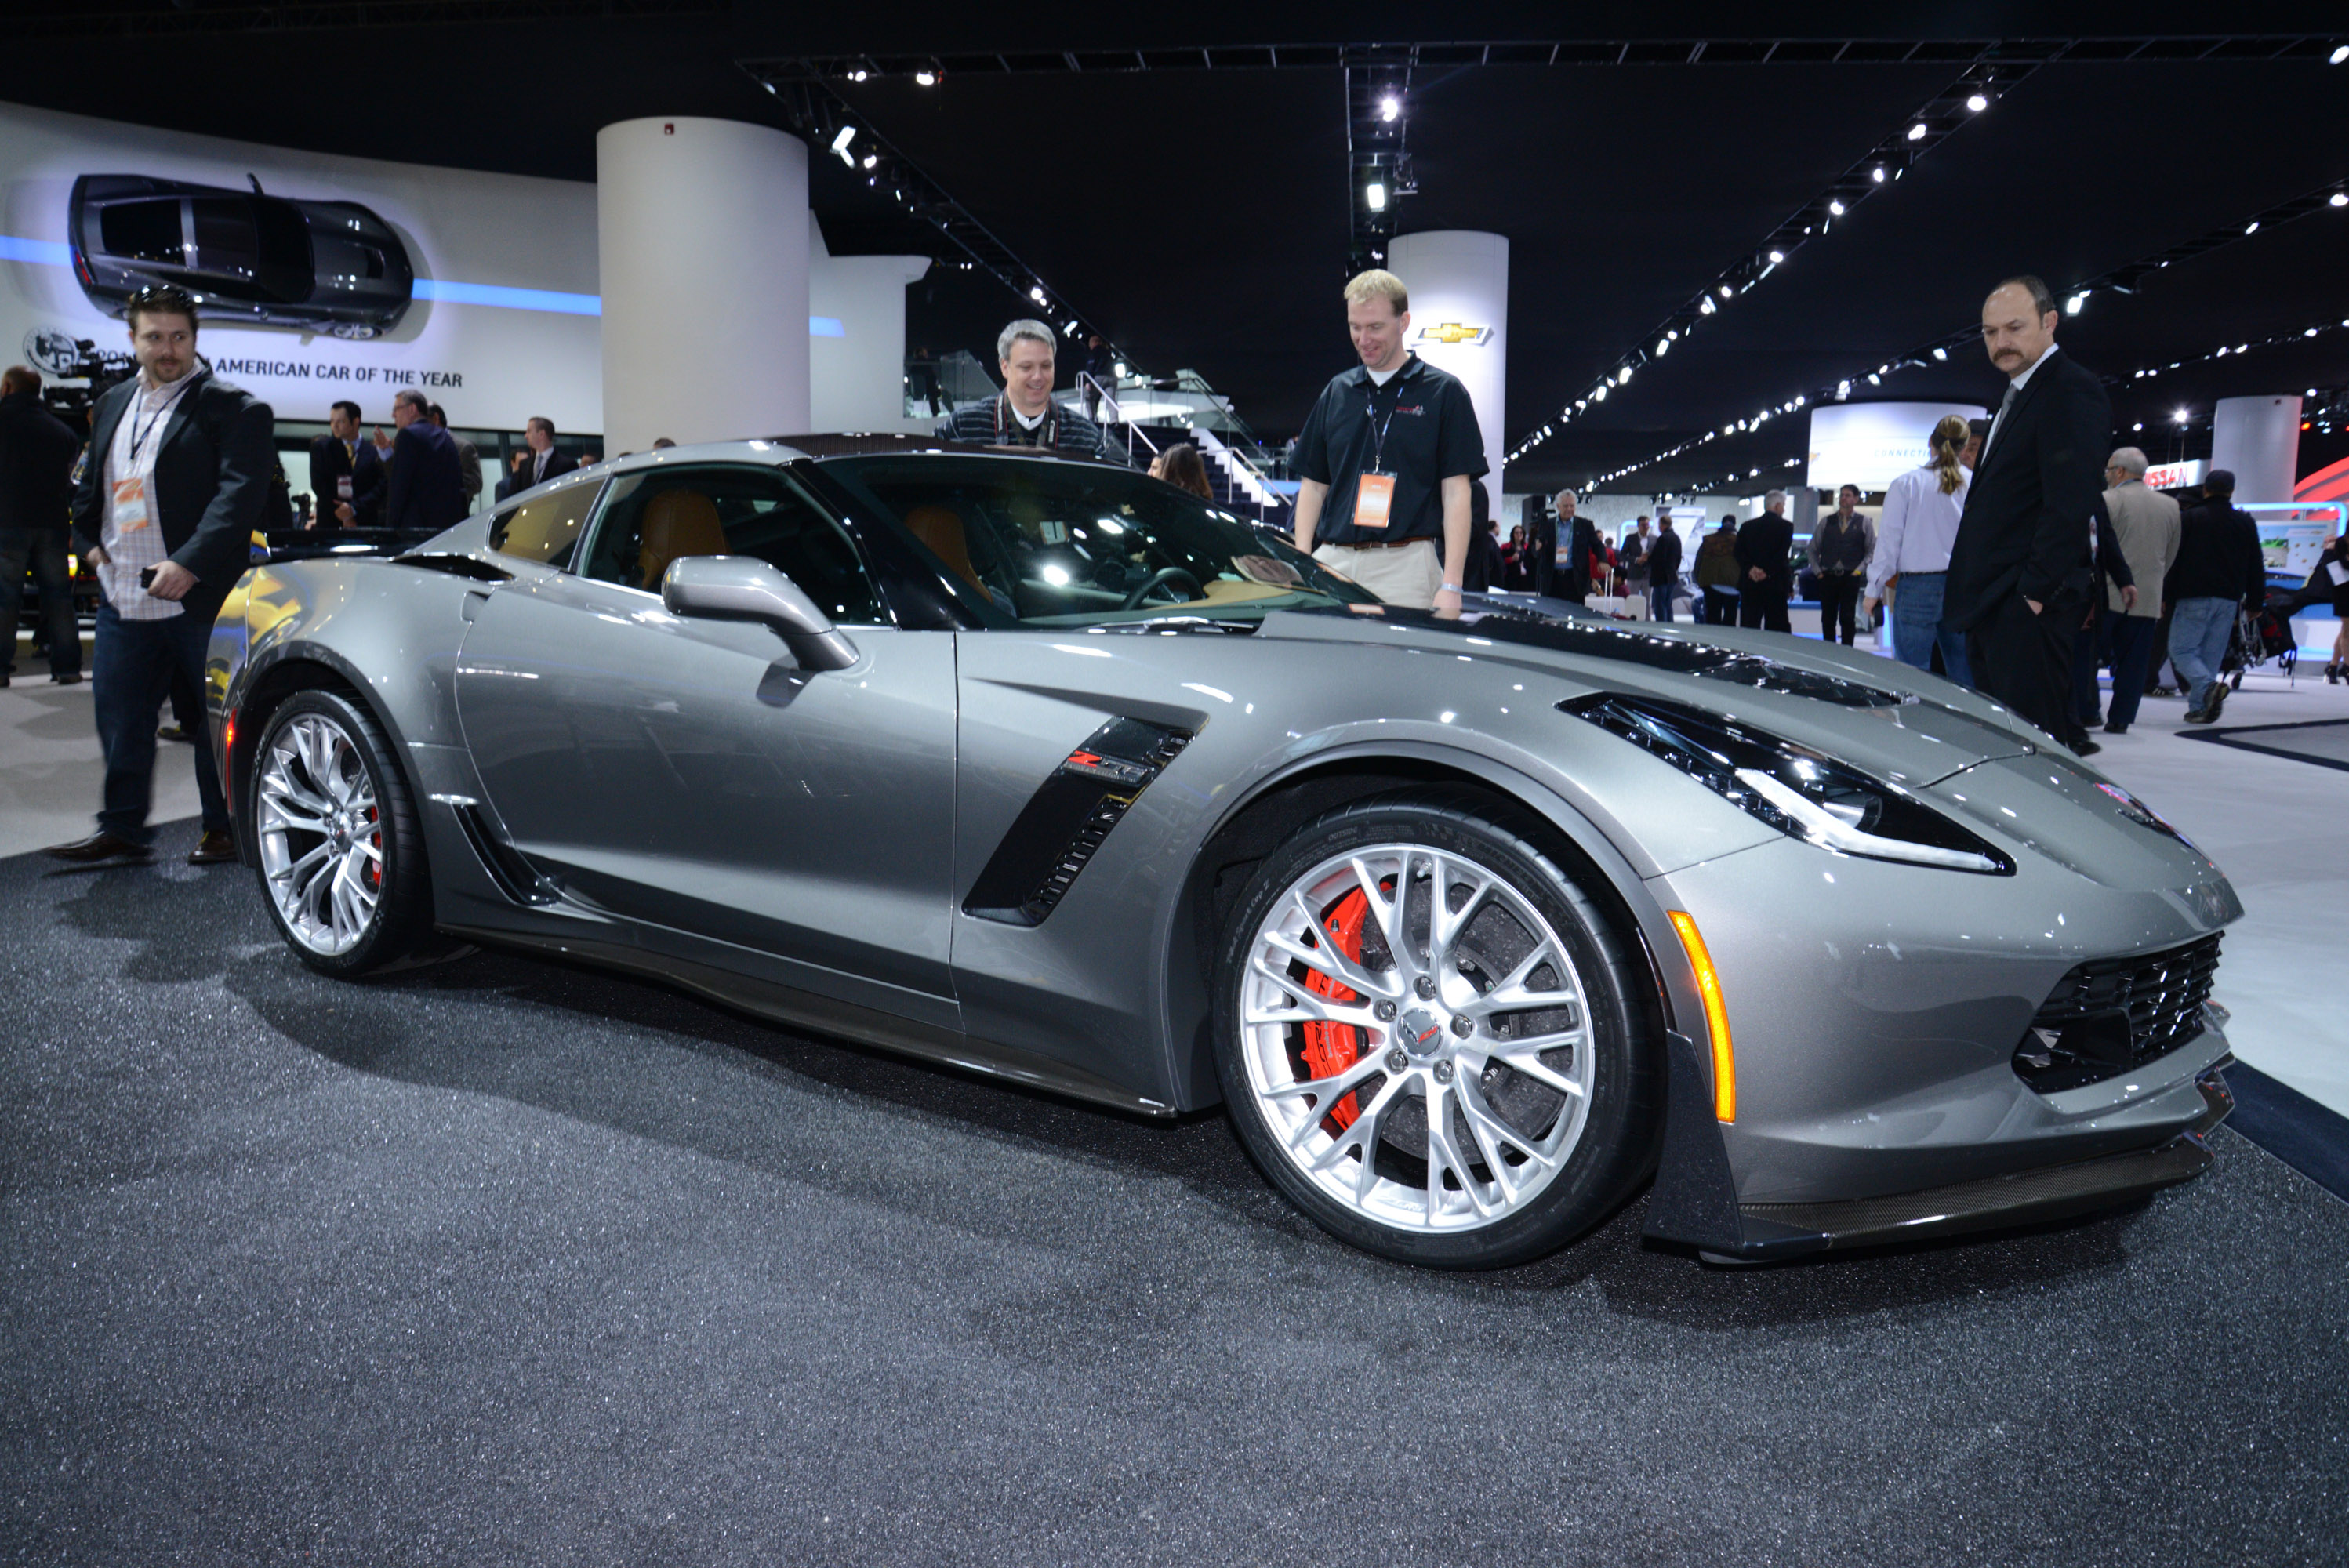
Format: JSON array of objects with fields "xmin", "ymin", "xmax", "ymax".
[{"xmin": 1563, "ymin": 693, "xmax": 2014, "ymax": 875}]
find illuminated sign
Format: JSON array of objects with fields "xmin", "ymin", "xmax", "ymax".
[
  {"xmin": 2142, "ymin": 460, "xmax": 2206, "ymax": 491},
  {"xmin": 1417, "ymin": 322, "xmax": 1492, "ymax": 346}
]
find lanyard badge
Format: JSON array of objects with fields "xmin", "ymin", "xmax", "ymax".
[
  {"xmin": 1352, "ymin": 379, "xmax": 1402, "ymax": 530},
  {"xmin": 111, "ymin": 475, "xmax": 154, "ymax": 533}
]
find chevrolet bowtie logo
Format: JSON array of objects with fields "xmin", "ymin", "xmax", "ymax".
[{"xmin": 1418, "ymin": 322, "xmax": 1492, "ymax": 346}]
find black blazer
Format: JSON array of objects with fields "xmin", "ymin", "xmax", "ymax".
[
  {"xmin": 70, "ymin": 369, "xmax": 274, "ymax": 625},
  {"xmin": 307, "ymin": 432, "xmax": 383, "ymax": 527},
  {"xmin": 383, "ymin": 419, "xmax": 467, "ymax": 532},
  {"xmin": 0, "ymin": 390, "xmax": 82, "ymax": 532},
  {"xmin": 1943, "ymin": 348, "xmax": 2111, "ymax": 633},
  {"xmin": 1734, "ymin": 512, "xmax": 1794, "ymax": 593}
]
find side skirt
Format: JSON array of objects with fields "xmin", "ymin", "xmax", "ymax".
[{"xmin": 440, "ymin": 924, "xmax": 1180, "ymax": 1121}]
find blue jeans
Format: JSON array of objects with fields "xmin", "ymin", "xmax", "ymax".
[
  {"xmin": 0, "ymin": 527, "xmax": 80, "ymax": 678},
  {"xmin": 1651, "ymin": 583, "xmax": 1676, "ymax": 622},
  {"xmin": 92, "ymin": 601, "xmax": 228, "ymax": 844},
  {"xmin": 2166, "ymin": 597, "xmax": 2237, "ymax": 715},
  {"xmin": 1887, "ymin": 572, "xmax": 1971, "ymax": 687}
]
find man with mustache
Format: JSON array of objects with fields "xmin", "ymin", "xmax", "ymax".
[{"xmin": 1941, "ymin": 276, "xmax": 2112, "ymax": 751}]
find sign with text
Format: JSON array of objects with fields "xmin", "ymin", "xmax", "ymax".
[{"xmin": 1806, "ymin": 401, "xmax": 1988, "ymax": 492}]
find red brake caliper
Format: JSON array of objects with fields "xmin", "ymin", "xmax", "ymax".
[{"xmin": 1300, "ymin": 889, "xmax": 1371, "ymax": 1131}]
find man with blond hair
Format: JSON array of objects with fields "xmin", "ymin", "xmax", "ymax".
[{"xmin": 1291, "ymin": 269, "xmax": 1485, "ymax": 615}]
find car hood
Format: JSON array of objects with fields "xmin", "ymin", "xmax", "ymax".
[{"xmin": 1259, "ymin": 604, "xmax": 2042, "ymax": 790}]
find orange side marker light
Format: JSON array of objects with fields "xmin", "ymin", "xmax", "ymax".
[{"xmin": 1668, "ymin": 911, "xmax": 1735, "ymax": 1123}]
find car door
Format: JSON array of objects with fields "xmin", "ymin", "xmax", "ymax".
[{"xmin": 452, "ymin": 460, "xmax": 960, "ymax": 1029}]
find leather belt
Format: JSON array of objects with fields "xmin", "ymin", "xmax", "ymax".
[{"xmin": 1325, "ymin": 537, "xmax": 1434, "ymax": 550}]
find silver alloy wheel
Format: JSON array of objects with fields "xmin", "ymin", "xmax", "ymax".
[
  {"xmin": 1237, "ymin": 842, "xmax": 1596, "ymax": 1233},
  {"xmin": 256, "ymin": 713, "xmax": 384, "ymax": 957}
]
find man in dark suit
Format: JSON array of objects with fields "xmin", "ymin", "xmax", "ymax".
[
  {"xmin": 308, "ymin": 398, "xmax": 382, "ymax": 528},
  {"xmin": 1548, "ymin": 488, "xmax": 1596, "ymax": 604},
  {"xmin": 1943, "ymin": 276, "xmax": 2112, "ymax": 751},
  {"xmin": 1734, "ymin": 491, "xmax": 1795, "ymax": 631},
  {"xmin": 1522, "ymin": 495, "xmax": 1558, "ymax": 596},
  {"xmin": 498, "ymin": 415, "xmax": 575, "ymax": 501},
  {"xmin": 382, "ymin": 388, "xmax": 465, "ymax": 532},
  {"xmin": 0, "ymin": 364, "xmax": 85, "ymax": 686},
  {"xmin": 52, "ymin": 283, "xmax": 270, "ymax": 865}
]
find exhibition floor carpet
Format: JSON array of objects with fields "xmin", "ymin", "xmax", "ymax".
[{"xmin": 5, "ymin": 826, "xmax": 2347, "ymax": 1566}]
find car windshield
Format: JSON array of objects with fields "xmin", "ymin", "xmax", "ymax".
[{"xmin": 816, "ymin": 453, "xmax": 1381, "ymax": 627}]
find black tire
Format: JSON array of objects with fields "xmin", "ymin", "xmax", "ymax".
[
  {"xmin": 1211, "ymin": 789, "xmax": 1660, "ymax": 1269},
  {"xmin": 249, "ymin": 688, "xmax": 433, "ymax": 977}
]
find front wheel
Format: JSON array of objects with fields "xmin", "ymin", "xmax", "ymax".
[
  {"xmin": 252, "ymin": 689, "xmax": 432, "ymax": 975},
  {"xmin": 1212, "ymin": 793, "xmax": 1660, "ymax": 1269}
]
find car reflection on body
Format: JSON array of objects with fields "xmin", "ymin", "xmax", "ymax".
[{"xmin": 205, "ymin": 436, "xmax": 2240, "ymax": 1268}]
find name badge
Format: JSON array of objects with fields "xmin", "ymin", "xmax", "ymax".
[
  {"xmin": 337, "ymin": 476, "xmax": 354, "ymax": 502},
  {"xmin": 1352, "ymin": 472, "xmax": 1396, "ymax": 531},
  {"xmin": 110, "ymin": 475, "xmax": 154, "ymax": 533}
]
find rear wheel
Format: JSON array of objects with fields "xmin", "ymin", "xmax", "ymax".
[
  {"xmin": 252, "ymin": 689, "xmax": 431, "ymax": 975},
  {"xmin": 1213, "ymin": 793, "xmax": 1658, "ymax": 1269}
]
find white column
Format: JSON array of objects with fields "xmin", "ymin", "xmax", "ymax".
[
  {"xmin": 2209, "ymin": 394, "xmax": 2302, "ymax": 503},
  {"xmin": 597, "ymin": 117, "xmax": 809, "ymax": 454},
  {"xmin": 1387, "ymin": 231, "xmax": 1508, "ymax": 519}
]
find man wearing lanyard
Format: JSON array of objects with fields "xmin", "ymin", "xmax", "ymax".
[
  {"xmin": 308, "ymin": 400, "xmax": 381, "ymax": 528},
  {"xmin": 1291, "ymin": 270, "xmax": 1485, "ymax": 615},
  {"xmin": 50, "ymin": 283, "xmax": 271, "ymax": 866}
]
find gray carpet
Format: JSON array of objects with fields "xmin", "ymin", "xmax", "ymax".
[{"xmin": 5, "ymin": 822, "xmax": 2346, "ymax": 1566}]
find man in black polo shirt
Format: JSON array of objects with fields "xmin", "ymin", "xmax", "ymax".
[{"xmin": 1291, "ymin": 270, "xmax": 1485, "ymax": 615}]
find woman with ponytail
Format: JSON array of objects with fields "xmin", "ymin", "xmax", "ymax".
[{"xmin": 1866, "ymin": 412, "xmax": 1976, "ymax": 683}]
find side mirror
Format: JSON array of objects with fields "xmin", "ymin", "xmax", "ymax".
[{"xmin": 660, "ymin": 555, "xmax": 860, "ymax": 672}]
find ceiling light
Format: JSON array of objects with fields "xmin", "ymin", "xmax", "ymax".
[
  {"xmin": 1595, "ymin": 385, "xmax": 1607, "ymax": 402},
  {"xmin": 1868, "ymin": 373, "xmax": 1881, "ymax": 385},
  {"xmin": 1029, "ymin": 286, "xmax": 1047, "ymax": 303},
  {"xmin": 1966, "ymin": 93, "xmax": 1988, "ymax": 111},
  {"xmin": 1794, "ymin": 395, "xmax": 1803, "ymax": 407},
  {"xmin": 1872, "ymin": 167, "xmax": 1886, "ymax": 183},
  {"xmin": 1365, "ymin": 182, "xmax": 1387, "ymax": 211},
  {"xmin": 914, "ymin": 69, "xmax": 938, "ymax": 85},
  {"xmin": 1619, "ymin": 367, "xmax": 1634, "ymax": 385},
  {"xmin": 848, "ymin": 69, "xmax": 869, "ymax": 82},
  {"xmin": 1907, "ymin": 122, "xmax": 1927, "ymax": 140},
  {"xmin": 1719, "ymin": 285, "xmax": 1733, "ymax": 299},
  {"xmin": 1657, "ymin": 338, "xmax": 1671, "ymax": 355},
  {"xmin": 1700, "ymin": 296, "xmax": 1716, "ymax": 314},
  {"xmin": 862, "ymin": 154, "xmax": 877, "ymax": 169},
  {"xmin": 1380, "ymin": 95, "xmax": 1400, "ymax": 122},
  {"xmin": 2064, "ymin": 292, "xmax": 2086, "ymax": 315},
  {"xmin": 2333, "ymin": 45, "xmax": 2349, "ymax": 64},
  {"xmin": 2173, "ymin": 408, "xmax": 2189, "ymax": 423},
  {"xmin": 1828, "ymin": 199, "xmax": 1845, "ymax": 216},
  {"xmin": 830, "ymin": 125, "xmax": 857, "ymax": 165},
  {"xmin": 2333, "ymin": 193, "xmax": 2349, "ymax": 207},
  {"xmin": 2245, "ymin": 221, "xmax": 2260, "ymax": 234},
  {"xmin": 1767, "ymin": 249, "xmax": 1784, "ymax": 263},
  {"xmin": 2133, "ymin": 423, "xmax": 2143, "ymax": 432},
  {"xmin": 1932, "ymin": 346, "xmax": 1948, "ymax": 361}
]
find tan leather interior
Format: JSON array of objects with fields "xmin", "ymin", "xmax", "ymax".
[
  {"xmin": 637, "ymin": 489, "xmax": 728, "ymax": 589},
  {"xmin": 902, "ymin": 503, "xmax": 986, "ymax": 593}
]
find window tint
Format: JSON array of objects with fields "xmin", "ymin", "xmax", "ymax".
[
  {"xmin": 817, "ymin": 455, "xmax": 1378, "ymax": 628},
  {"xmin": 489, "ymin": 481, "xmax": 601, "ymax": 568},
  {"xmin": 580, "ymin": 464, "xmax": 884, "ymax": 624},
  {"xmin": 100, "ymin": 200, "xmax": 183, "ymax": 265}
]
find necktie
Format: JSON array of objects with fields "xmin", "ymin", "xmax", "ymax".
[{"xmin": 1986, "ymin": 380, "xmax": 2019, "ymax": 460}]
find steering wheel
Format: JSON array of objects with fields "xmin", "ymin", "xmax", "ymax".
[{"xmin": 1120, "ymin": 566, "xmax": 1205, "ymax": 610}]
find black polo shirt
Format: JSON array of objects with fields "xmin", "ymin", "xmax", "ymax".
[{"xmin": 1294, "ymin": 354, "xmax": 1487, "ymax": 546}]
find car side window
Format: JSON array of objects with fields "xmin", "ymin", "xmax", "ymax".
[
  {"xmin": 579, "ymin": 465, "xmax": 886, "ymax": 625},
  {"xmin": 488, "ymin": 481, "xmax": 601, "ymax": 568}
]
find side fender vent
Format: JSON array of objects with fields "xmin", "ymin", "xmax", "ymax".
[
  {"xmin": 964, "ymin": 717, "xmax": 1193, "ymax": 927},
  {"xmin": 437, "ymin": 794, "xmax": 561, "ymax": 906}
]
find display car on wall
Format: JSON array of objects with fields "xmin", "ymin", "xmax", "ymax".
[
  {"xmin": 68, "ymin": 173, "xmax": 413, "ymax": 338},
  {"xmin": 204, "ymin": 436, "xmax": 2239, "ymax": 1268}
]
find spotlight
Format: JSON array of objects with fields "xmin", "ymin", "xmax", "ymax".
[
  {"xmin": 862, "ymin": 154, "xmax": 877, "ymax": 169},
  {"xmin": 1872, "ymin": 166, "xmax": 1886, "ymax": 183},
  {"xmin": 2333, "ymin": 193, "xmax": 2348, "ymax": 207},
  {"xmin": 1932, "ymin": 346, "xmax": 1948, "ymax": 361},
  {"xmin": 2246, "ymin": 221, "xmax": 2260, "ymax": 234},
  {"xmin": 1908, "ymin": 122, "xmax": 1927, "ymax": 140},
  {"xmin": 1595, "ymin": 385, "xmax": 1607, "ymax": 402},
  {"xmin": 1793, "ymin": 395, "xmax": 1803, "ymax": 407},
  {"xmin": 1700, "ymin": 296, "xmax": 1716, "ymax": 315},
  {"xmin": 2173, "ymin": 408, "xmax": 2189, "ymax": 423},
  {"xmin": 1618, "ymin": 367, "xmax": 1633, "ymax": 385},
  {"xmin": 1657, "ymin": 338, "xmax": 1670, "ymax": 356},
  {"xmin": 1380, "ymin": 95, "xmax": 1400, "ymax": 122},
  {"xmin": 830, "ymin": 125, "xmax": 857, "ymax": 165},
  {"xmin": 1029, "ymin": 286, "xmax": 1047, "ymax": 304},
  {"xmin": 1365, "ymin": 182, "xmax": 1387, "ymax": 211},
  {"xmin": 2133, "ymin": 423, "xmax": 2143, "ymax": 432},
  {"xmin": 1966, "ymin": 93, "xmax": 1988, "ymax": 111},
  {"xmin": 2064, "ymin": 292, "xmax": 2086, "ymax": 315},
  {"xmin": 2333, "ymin": 45, "xmax": 2349, "ymax": 64},
  {"xmin": 1828, "ymin": 199, "xmax": 1845, "ymax": 216},
  {"xmin": 848, "ymin": 69, "xmax": 869, "ymax": 82},
  {"xmin": 1719, "ymin": 285, "xmax": 1733, "ymax": 298},
  {"xmin": 914, "ymin": 69, "xmax": 938, "ymax": 85},
  {"xmin": 1766, "ymin": 249, "xmax": 1784, "ymax": 263},
  {"xmin": 1868, "ymin": 373, "xmax": 1881, "ymax": 385}
]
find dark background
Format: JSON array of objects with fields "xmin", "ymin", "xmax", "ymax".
[{"xmin": 3, "ymin": 2, "xmax": 2344, "ymax": 491}]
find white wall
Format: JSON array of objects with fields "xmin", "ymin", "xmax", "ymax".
[
  {"xmin": 0, "ymin": 99, "xmax": 602, "ymax": 434},
  {"xmin": 808, "ymin": 212, "xmax": 928, "ymax": 434},
  {"xmin": 1389, "ymin": 231, "xmax": 1508, "ymax": 517}
]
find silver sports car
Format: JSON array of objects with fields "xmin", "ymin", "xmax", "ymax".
[{"xmin": 206, "ymin": 436, "xmax": 2239, "ymax": 1268}]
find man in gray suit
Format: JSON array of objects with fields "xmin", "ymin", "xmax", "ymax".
[{"xmin": 2094, "ymin": 447, "xmax": 2180, "ymax": 733}]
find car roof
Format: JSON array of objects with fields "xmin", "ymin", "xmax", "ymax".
[{"xmin": 580, "ymin": 430, "xmax": 1138, "ymax": 479}]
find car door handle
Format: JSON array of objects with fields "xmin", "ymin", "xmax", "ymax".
[{"xmin": 462, "ymin": 589, "xmax": 490, "ymax": 622}]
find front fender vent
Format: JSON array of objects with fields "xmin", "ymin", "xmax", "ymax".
[{"xmin": 963, "ymin": 717, "xmax": 1193, "ymax": 927}]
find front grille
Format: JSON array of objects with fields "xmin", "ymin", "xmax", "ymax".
[{"xmin": 2013, "ymin": 934, "xmax": 2221, "ymax": 1093}]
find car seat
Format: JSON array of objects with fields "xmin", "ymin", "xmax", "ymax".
[
  {"xmin": 902, "ymin": 503, "xmax": 988, "ymax": 595},
  {"xmin": 638, "ymin": 489, "xmax": 728, "ymax": 590}
]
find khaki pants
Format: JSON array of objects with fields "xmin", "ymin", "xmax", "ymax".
[{"xmin": 1313, "ymin": 539, "xmax": 1443, "ymax": 609}]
